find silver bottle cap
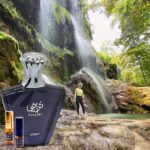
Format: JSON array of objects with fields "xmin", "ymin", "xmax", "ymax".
[{"xmin": 20, "ymin": 52, "xmax": 47, "ymax": 88}]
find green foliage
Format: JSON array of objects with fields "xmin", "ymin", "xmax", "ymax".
[
  {"xmin": 121, "ymin": 68, "xmax": 135, "ymax": 84},
  {"xmin": 10, "ymin": 61, "xmax": 23, "ymax": 82},
  {"xmin": 0, "ymin": 0, "xmax": 18, "ymax": 19},
  {"xmin": 0, "ymin": 31, "xmax": 18, "ymax": 46},
  {"xmin": 88, "ymin": 0, "xmax": 101, "ymax": 11},
  {"xmin": 39, "ymin": 34, "xmax": 74, "ymax": 58},
  {"xmin": 97, "ymin": 51, "xmax": 119, "ymax": 79},
  {"xmin": 0, "ymin": 0, "xmax": 38, "ymax": 48},
  {"xmin": 38, "ymin": 34, "xmax": 74, "ymax": 82},
  {"xmin": 80, "ymin": 0, "xmax": 92, "ymax": 39},
  {"xmin": 0, "ymin": 23, "xmax": 9, "ymax": 33},
  {"xmin": 52, "ymin": 2, "xmax": 71, "ymax": 24},
  {"xmin": 120, "ymin": 43, "xmax": 150, "ymax": 86},
  {"xmin": 0, "ymin": 31, "xmax": 23, "ymax": 83},
  {"xmin": 100, "ymin": 0, "xmax": 150, "ymax": 86}
]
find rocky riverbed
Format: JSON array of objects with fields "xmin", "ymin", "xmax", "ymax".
[{"xmin": 0, "ymin": 109, "xmax": 150, "ymax": 150}]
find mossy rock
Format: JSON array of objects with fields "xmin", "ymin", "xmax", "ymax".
[
  {"xmin": 125, "ymin": 86, "xmax": 150, "ymax": 113},
  {"xmin": 0, "ymin": 31, "xmax": 23, "ymax": 124},
  {"xmin": 0, "ymin": 31, "xmax": 23, "ymax": 85},
  {"xmin": 52, "ymin": 2, "xmax": 71, "ymax": 24}
]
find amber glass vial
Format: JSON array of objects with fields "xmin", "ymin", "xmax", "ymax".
[{"xmin": 5, "ymin": 111, "xmax": 14, "ymax": 145}]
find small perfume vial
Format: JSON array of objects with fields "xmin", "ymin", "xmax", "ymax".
[
  {"xmin": 5, "ymin": 111, "xmax": 14, "ymax": 145},
  {"xmin": 15, "ymin": 117, "xmax": 24, "ymax": 148}
]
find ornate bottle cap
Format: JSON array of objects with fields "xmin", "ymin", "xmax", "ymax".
[{"xmin": 20, "ymin": 52, "xmax": 48, "ymax": 88}]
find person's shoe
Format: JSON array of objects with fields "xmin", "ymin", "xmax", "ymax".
[
  {"xmin": 82, "ymin": 114, "xmax": 86, "ymax": 119},
  {"xmin": 78, "ymin": 114, "xmax": 81, "ymax": 118},
  {"xmin": 84, "ymin": 113, "xmax": 88, "ymax": 117}
]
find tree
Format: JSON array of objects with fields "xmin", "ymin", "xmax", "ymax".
[
  {"xmin": 97, "ymin": 50, "xmax": 120, "ymax": 79},
  {"xmin": 93, "ymin": 0, "xmax": 150, "ymax": 85}
]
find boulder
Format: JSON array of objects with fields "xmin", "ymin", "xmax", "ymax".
[
  {"xmin": 105, "ymin": 79, "xmax": 150, "ymax": 114},
  {"xmin": 65, "ymin": 68, "xmax": 112, "ymax": 113}
]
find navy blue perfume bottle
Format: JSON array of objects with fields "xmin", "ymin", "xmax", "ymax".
[
  {"xmin": 15, "ymin": 117, "xmax": 24, "ymax": 148},
  {"xmin": 1, "ymin": 52, "xmax": 65, "ymax": 146}
]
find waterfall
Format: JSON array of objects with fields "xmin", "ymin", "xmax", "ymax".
[
  {"xmin": 81, "ymin": 68, "xmax": 112, "ymax": 113},
  {"xmin": 71, "ymin": 17, "xmax": 98, "ymax": 72},
  {"xmin": 71, "ymin": 0, "xmax": 112, "ymax": 113},
  {"xmin": 39, "ymin": 0, "xmax": 52, "ymax": 38},
  {"xmin": 38, "ymin": 0, "xmax": 112, "ymax": 113},
  {"xmin": 39, "ymin": 0, "xmax": 56, "ymax": 83},
  {"xmin": 70, "ymin": 1, "xmax": 98, "ymax": 71},
  {"xmin": 42, "ymin": 74, "xmax": 55, "ymax": 84}
]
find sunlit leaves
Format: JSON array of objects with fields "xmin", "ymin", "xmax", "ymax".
[{"xmin": 100, "ymin": 0, "xmax": 150, "ymax": 85}]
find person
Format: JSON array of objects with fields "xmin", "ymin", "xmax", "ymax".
[{"xmin": 74, "ymin": 82, "xmax": 85, "ymax": 118}]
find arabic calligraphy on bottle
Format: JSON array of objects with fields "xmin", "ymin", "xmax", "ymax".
[{"xmin": 26, "ymin": 101, "xmax": 44, "ymax": 117}]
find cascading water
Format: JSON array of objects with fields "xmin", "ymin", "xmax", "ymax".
[
  {"xmin": 71, "ymin": 0, "xmax": 112, "ymax": 113},
  {"xmin": 39, "ymin": 0, "xmax": 52, "ymax": 38},
  {"xmin": 39, "ymin": 0, "xmax": 55, "ymax": 84},
  {"xmin": 81, "ymin": 68, "xmax": 112, "ymax": 113},
  {"xmin": 70, "ymin": 0, "xmax": 98, "ymax": 71},
  {"xmin": 38, "ymin": 0, "xmax": 112, "ymax": 112},
  {"xmin": 71, "ymin": 17, "xmax": 98, "ymax": 72},
  {"xmin": 42, "ymin": 74, "xmax": 55, "ymax": 84}
]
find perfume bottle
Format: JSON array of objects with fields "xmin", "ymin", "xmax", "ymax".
[
  {"xmin": 15, "ymin": 117, "xmax": 24, "ymax": 148},
  {"xmin": 5, "ymin": 111, "xmax": 14, "ymax": 145},
  {"xmin": 1, "ymin": 52, "xmax": 65, "ymax": 146}
]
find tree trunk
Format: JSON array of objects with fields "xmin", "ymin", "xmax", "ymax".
[{"xmin": 137, "ymin": 56, "xmax": 147, "ymax": 84}]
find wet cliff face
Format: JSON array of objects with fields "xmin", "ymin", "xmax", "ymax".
[
  {"xmin": 0, "ymin": 31, "xmax": 22, "ymax": 87},
  {"xmin": 11, "ymin": 0, "xmax": 77, "ymax": 51},
  {"xmin": 0, "ymin": 0, "xmax": 83, "ymax": 84},
  {"xmin": 0, "ymin": 31, "xmax": 23, "ymax": 124},
  {"xmin": 10, "ymin": 0, "xmax": 92, "ymax": 72},
  {"xmin": 12, "ymin": 0, "xmax": 82, "ymax": 78},
  {"xmin": 11, "ymin": 0, "xmax": 40, "ymax": 26}
]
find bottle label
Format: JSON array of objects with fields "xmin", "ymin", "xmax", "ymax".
[
  {"xmin": 6, "ymin": 132, "xmax": 13, "ymax": 141},
  {"xmin": 26, "ymin": 101, "xmax": 44, "ymax": 117},
  {"xmin": 15, "ymin": 137, "xmax": 24, "ymax": 147}
]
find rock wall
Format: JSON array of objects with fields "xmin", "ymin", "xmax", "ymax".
[
  {"xmin": 65, "ymin": 68, "xmax": 112, "ymax": 114},
  {"xmin": 11, "ymin": 0, "xmax": 40, "ymax": 26},
  {"xmin": 105, "ymin": 79, "xmax": 150, "ymax": 114},
  {"xmin": 0, "ymin": 31, "xmax": 22, "ymax": 124},
  {"xmin": 0, "ymin": 0, "xmax": 80, "ymax": 84}
]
